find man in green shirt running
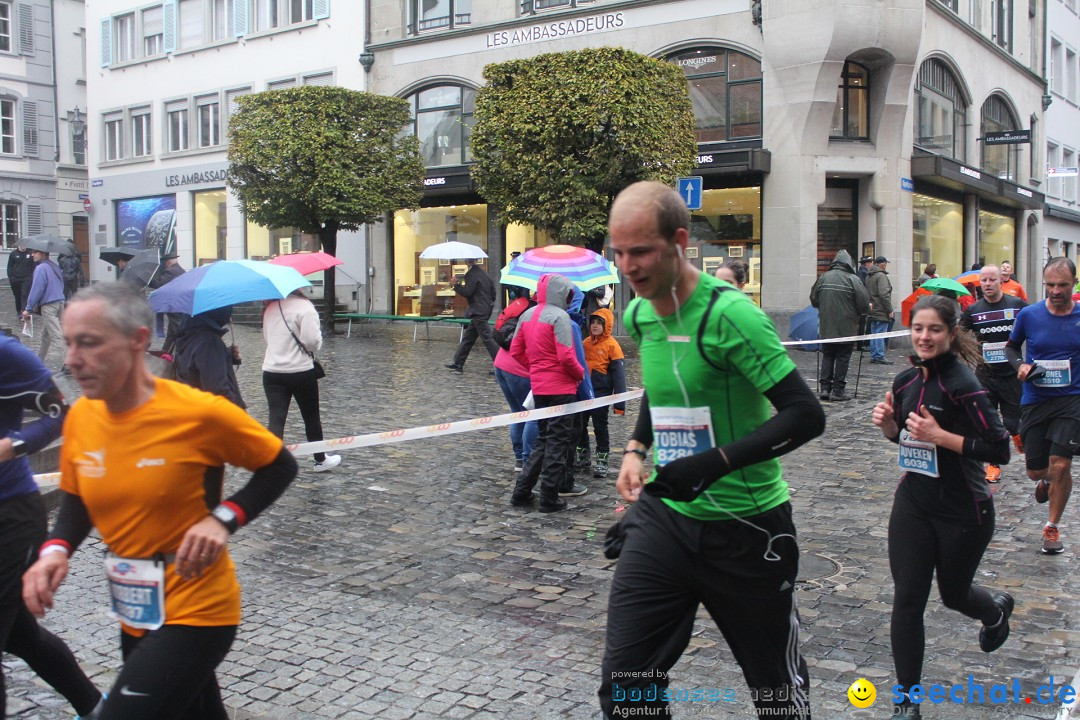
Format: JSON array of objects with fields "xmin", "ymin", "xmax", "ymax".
[{"xmin": 599, "ymin": 181, "xmax": 825, "ymax": 720}]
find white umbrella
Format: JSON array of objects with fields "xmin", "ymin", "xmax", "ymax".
[{"xmin": 419, "ymin": 241, "xmax": 487, "ymax": 261}]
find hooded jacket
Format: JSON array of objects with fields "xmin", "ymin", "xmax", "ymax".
[
  {"xmin": 866, "ymin": 264, "xmax": 893, "ymax": 321},
  {"xmin": 510, "ymin": 273, "xmax": 585, "ymax": 396},
  {"xmin": 585, "ymin": 307, "xmax": 627, "ymax": 412},
  {"xmin": 809, "ymin": 250, "xmax": 870, "ymax": 339},
  {"xmin": 173, "ymin": 307, "xmax": 245, "ymax": 409},
  {"xmin": 567, "ymin": 286, "xmax": 595, "ymax": 401}
]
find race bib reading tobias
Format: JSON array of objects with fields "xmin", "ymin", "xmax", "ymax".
[
  {"xmin": 649, "ymin": 406, "xmax": 716, "ymax": 467},
  {"xmin": 1033, "ymin": 359, "xmax": 1071, "ymax": 388},
  {"xmin": 104, "ymin": 554, "xmax": 166, "ymax": 630},
  {"xmin": 898, "ymin": 429, "xmax": 940, "ymax": 478}
]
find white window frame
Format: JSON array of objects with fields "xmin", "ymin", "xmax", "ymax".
[
  {"xmin": 251, "ymin": 0, "xmax": 278, "ymax": 31},
  {"xmin": 289, "ymin": 0, "xmax": 312, "ymax": 23},
  {"xmin": 132, "ymin": 110, "xmax": 152, "ymax": 157},
  {"xmin": 143, "ymin": 5, "xmax": 164, "ymax": 56},
  {"xmin": 1047, "ymin": 141, "xmax": 1062, "ymax": 198},
  {"xmin": 179, "ymin": 0, "xmax": 204, "ymax": 49},
  {"xmin": 1051, "ymin": 38, "xmax": 1064, "ymax": 95},
  {"xmin": 197, "ymin": 96, "xmax": 220, "ymax": 147},
  {"xmin": 1065, "ymin": 147, "xmax": 1077, "ymax": 202},
  {"xmin": 0, "ymin": 2, "xmax": 11, "ymax": 53},
  {"xmin": 1068, "ymin": 46, "xmax": 1078, "ymax": 103},
  {"xmin": 211, "ymin": 0, "xmax": 231, "ymax": 41},
  {"xmin": 104, "ymin": 115, "xmax": 124, "ymax": 161},
  {"xmin": 0, "ymin": 201, "xmax": 18, "ymax": 249},
  {"xmin": 166, "ymin": 101, "xmax": 188, "ymax": 152},
  {"xmin": 115, "ymin": 12, "xmax": 135, "ymax": 63},
  {"xmin": 0, "ymin": 98, "xmax": 14, "ymax": 155}
]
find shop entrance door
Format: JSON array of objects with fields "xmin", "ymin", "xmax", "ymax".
[{"xmin": 817, "ymin": 180, "xmax": 858, "ymax": 275}]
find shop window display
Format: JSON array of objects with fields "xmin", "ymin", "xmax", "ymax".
[
  {"xmin": 978, "ymin": 209, "xmax": 1014, "ymax": 268},
  {"xmin": 912, "ymin": 193, "xmax": 963, "ymax": 282},
  {"xmin": 690, "ymin": 186, "xmax": 762, "ymax": 305},
  {"xmin": 393, "ymin": 204, "xmax": 488, "ymax": 315}
]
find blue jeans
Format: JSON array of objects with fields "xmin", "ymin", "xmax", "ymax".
[
  {"xmin": 870, "ymin": 320, "xmax": 891, "ymax": 360},
  {"xmin": 495, "ymin": 367, "xmax": 539, "ymax": 464}
]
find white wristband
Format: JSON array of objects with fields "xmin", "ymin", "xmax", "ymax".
[{"xmin": 39, "ymin": 545, "xmax": 69, "ymax": 559}]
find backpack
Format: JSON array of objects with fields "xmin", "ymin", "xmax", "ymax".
[
  {"xmin": 59, "ymin": 254, "xmax": 80, "ymax": 282},
  {"xmin": 493, "ymin": 297, "xmax": 534, "ymax": 351}
]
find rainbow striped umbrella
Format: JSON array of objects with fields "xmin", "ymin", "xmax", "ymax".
[{"xmin": 500, "ymin": 245, "xmax": 619, "ymax": 291}]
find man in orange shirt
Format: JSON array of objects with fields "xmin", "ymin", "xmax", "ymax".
[
  {"xmin": 1000, "ymin": 261, "xmax": 1028, "ymax": 301},
  {"xmin": 22, "ymin": 283, "xmax": 298, "ymax": 720}
]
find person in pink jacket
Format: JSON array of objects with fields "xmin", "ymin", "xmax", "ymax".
[{"xmin": 509, "ymin": 273, "xmax": 584, "ymax": 513}]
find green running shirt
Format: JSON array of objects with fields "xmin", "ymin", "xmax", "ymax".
[{"xmin": 626, "ymin": 273, "xmax": 797, "ymax": 520}]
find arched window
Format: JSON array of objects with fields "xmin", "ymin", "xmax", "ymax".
[
  {"xmin": 665, "ymin": 48, "xmax": 762, "ymax": 143},
  {"xmin": 831, "ymin": 61, "xmax": 870, "ymax": 140},
  {"xmin": 914, "ymin": 59, "xmax": 967, "ymax": 161},
  {"xmin": 981, "ymin": 94, "xmax": 1020, "ymax": 181},
  {"xmin": 403, "ymin": 83, "xmax": 476, "ymax": 168}
]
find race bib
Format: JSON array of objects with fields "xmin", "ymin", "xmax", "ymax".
[
  {"xmin": 1033, "ymin": 359, "xmax": 1071, "ymax": 388},
  {"xmin": 982, "ymin": 341, "xmax": 1007, "ymax": 364},
  {"xmin": 898, "ymin": 429, "xmax": 940, "ymax": 478},
  {"xmin": 104, "ymin": 554, "xmax": 166, "ymax": 630},
  {"xmin": 649, "ymin": 406, "xmax": 715, "ymax": 467}
]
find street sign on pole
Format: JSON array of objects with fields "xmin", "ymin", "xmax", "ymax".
[{"xmin": 677, "ymin": 176, "xmax": 703, "ymax": 210}]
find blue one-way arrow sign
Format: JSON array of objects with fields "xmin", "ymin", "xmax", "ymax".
[{"xmin": 677, "ymin": 176, "xmax": 703, "ymax": 210}]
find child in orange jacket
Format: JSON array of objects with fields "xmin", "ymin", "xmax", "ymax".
[{"xmin": 580, "ymin": 307, "xmax": 627, "ymax": 477}]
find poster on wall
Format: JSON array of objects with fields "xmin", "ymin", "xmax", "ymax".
[{"xmin": 115, "ymin": 195, "xmax": 177, "ymax": 256}]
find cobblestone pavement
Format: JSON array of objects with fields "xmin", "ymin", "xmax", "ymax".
[{"xmin": 2, "ymin": 296, "xmax": 1078, "ymax": 719}]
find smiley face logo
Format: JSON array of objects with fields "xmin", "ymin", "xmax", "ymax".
[{"xmin": 847, "ymin": 678, "xmax": 877, "ymax": 708}]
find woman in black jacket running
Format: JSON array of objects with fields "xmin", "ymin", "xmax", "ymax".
[{"xmin": 871, "ymin": 295, "xmax": 1013, "ymax": 718}]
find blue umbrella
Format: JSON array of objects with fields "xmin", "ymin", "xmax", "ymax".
[
  {"xmin": 788, "ymin": 306, "xmax": 819, "ymax": 352},
  {"xmin": 148, "ymin": 260, "xmax": 310, "ymax": 315}
]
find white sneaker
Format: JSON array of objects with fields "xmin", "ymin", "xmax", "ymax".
[{"xmin": 313, "ymin": 454, "xmax": 342, "ymax": 473}]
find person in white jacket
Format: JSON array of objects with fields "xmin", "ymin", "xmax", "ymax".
[{"xmin": 261, "ymin": 290, "xmax": 341, "ymax": 472}]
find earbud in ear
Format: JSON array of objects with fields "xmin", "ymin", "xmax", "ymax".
[{"xmin": 676, "ymin": 245, "xmax": 684, "ymax": 259}]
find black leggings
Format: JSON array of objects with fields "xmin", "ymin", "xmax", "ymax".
[
  {"xmin": 263, "ymin": 368, "xmax": 327, "ymax": 462},
  {"xmin": 888, "ymin": 491, "xmax": 999, "ymax": 694},
  {"xmin": 0, "ymin": 492, "xmax": 101, "ymax": 717},
  {"xmin": 100, "ymin": 624, "xmax": 236, "ymax": 720}
]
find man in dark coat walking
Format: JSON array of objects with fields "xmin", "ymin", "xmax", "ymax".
[
  {"xmin": 446, "ymin": 258, "xmax": 499, "ymax": 372},
  {"xmin": 6, "ymin": 243, "xmax": 34, "ymax": 316},
  {"xmin": 810, "ymin": 250, "xmax": 870, "ymax": 401}
]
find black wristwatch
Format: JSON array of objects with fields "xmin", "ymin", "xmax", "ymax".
[
  {"xmin": 210, "ymin": 505, "xmax": 239, "ymax": 533},
  {"xmin": 9, "ymin": 438, "xmax": 28, "ymax": 458}
]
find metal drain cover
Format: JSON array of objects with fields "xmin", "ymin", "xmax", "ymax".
[{"xmin": 798, "ymin": 553, "xmax": 840, "ymax": 582}]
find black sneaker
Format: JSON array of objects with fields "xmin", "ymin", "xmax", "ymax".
[
  {"xmin": 444, "ymin": 363, "xmax": 463, "ymax": 372},
  {"xmin": 979, "ymin": 592, "xmax": 1014, "ymax": 652},
  {"xmin": 510, "ymin": 491, "xmax": 533, "ymax": 507},
  {"xmin": 818, "ymin": 391, "xmax": 832, "ymax": 401},
  {"xmin": 538, "ymin": 497, "xmax": 567, "ymax": 513},
  {"xmin": 559, "ymin": 483, "xmax": 588, "ymax": 497},
  {"xmin": 871, "ymin": 358, "xmax": 894, "ymax": 365}
]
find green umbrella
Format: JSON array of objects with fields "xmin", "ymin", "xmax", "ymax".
[{"xmin": 920, "ymin": 277, "xmax": 972, "ymax": 297}]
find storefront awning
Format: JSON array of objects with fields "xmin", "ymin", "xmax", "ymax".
[
  {"xmin": 1046, "ymin": 204, "xmax": 1080, "ymax": 224},
  {"xmin": 911, "ymin": 153, "xmax": 1043, "ymax": 211}
]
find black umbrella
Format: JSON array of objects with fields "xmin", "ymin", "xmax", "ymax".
[
  {"xmin": 21, "ymin": 234, "xmax": 71, "ymax": 255},
  {"xmin": 99, "ymin": 246, "xmax": 138, "ymax": 267},
  {"xmin": 120, "ymin": 248, "xmax": 162, "ymax": 288}
]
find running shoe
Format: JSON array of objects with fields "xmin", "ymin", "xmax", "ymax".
[
  {"xmin": 313, "ymin": 454, "xmax": 342, "ymax": 473},
  {"xmin": 1042, "ymin": 525, "xmax": 1064, "ymax": 555},
  {"xmin": 978, "ymin": 592, "xmax": 1014, "ymax": 652},
  {"xmin": 1034, "ymin": 478, "xmax": 1050, "ymax": 504},
  {"xmin": 514, "ymin": 459, "xmax": 524, "ymax": 473},
  {"xmin": 559, "ymin": 483, "xmax": 588, "ymax": 497},
  {"xmin": 984, "ymin": 465, "xmax": 1002, "ymax": 484},
  {"xmin": 1012, "ymin": 434, "xmax": 1024, "ymax": 454}
]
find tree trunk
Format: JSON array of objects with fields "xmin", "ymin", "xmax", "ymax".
[{"xmin": 318, "ymin": 223, "xmax": 340, "ymax": 332}]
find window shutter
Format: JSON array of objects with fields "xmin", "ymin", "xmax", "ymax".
[
  {"xmin": 232, "ymin": 0, "xmax": 246, "ymax": 36},
  {"xmin": 26, "ymin": 204, "xmax": 42, "ymax": 235},
  {"xmin": 17, "ymin": 3, "xmax": 33, "ymax": 54},
  {"xmin": 162, "ymin": 0, "xmax": 176, "ymax": 52},
  {"xmin": 100, "ymin": 18, "xmax": 112, "ymax": 66},
  {"xmin": 313, "ymin": 0, "xmax": 329, "ymax": 20},
  {"xmin": 22, "ymin": 100, "xmax": 37, "ymax": 157},
  {"xmin": 303, "ymin": 72, "xmax": 333, "ymax": 86}
]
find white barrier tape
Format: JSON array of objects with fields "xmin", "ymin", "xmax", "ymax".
[
  {"xmin": 286, "ymin": 389, "xmax": 645, "ymax": 457},
  {"xmin": 782, "ymin": 329, "xmax": 910, "ymax": 347},
  {"xmin": 34, "ymin": 471, "xmax": 59, "ymax": 485}
]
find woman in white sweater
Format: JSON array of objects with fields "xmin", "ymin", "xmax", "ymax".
[{"xmin": 261, "ymin": 290, "xmax": 341, "ymax": 472}]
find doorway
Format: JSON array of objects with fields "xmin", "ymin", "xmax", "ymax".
[
  {"xmin": 72, "ymin": 215, "xmax": 89, "ymax": 284},
  {"xmin": 817, "ymin": 180, "xmax": 858, "ymax": 275}
]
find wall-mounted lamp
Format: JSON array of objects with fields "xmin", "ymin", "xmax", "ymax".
[
  {"xmin": 71, "ymin": 106, "xmax": 85, "ymax": 137},
  {"xmin": 358, "ymin": 51, "xmax": 375, "ymax": 73}
]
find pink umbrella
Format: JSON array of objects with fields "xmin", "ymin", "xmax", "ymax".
[{"xmin": 269, "ymin": 251, "xmax": 343, "ymax": 276}]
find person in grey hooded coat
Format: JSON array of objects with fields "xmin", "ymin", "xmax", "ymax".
[{"xmin": 810, "ymin": 249, "xmax": 870, "ymax": 401}]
